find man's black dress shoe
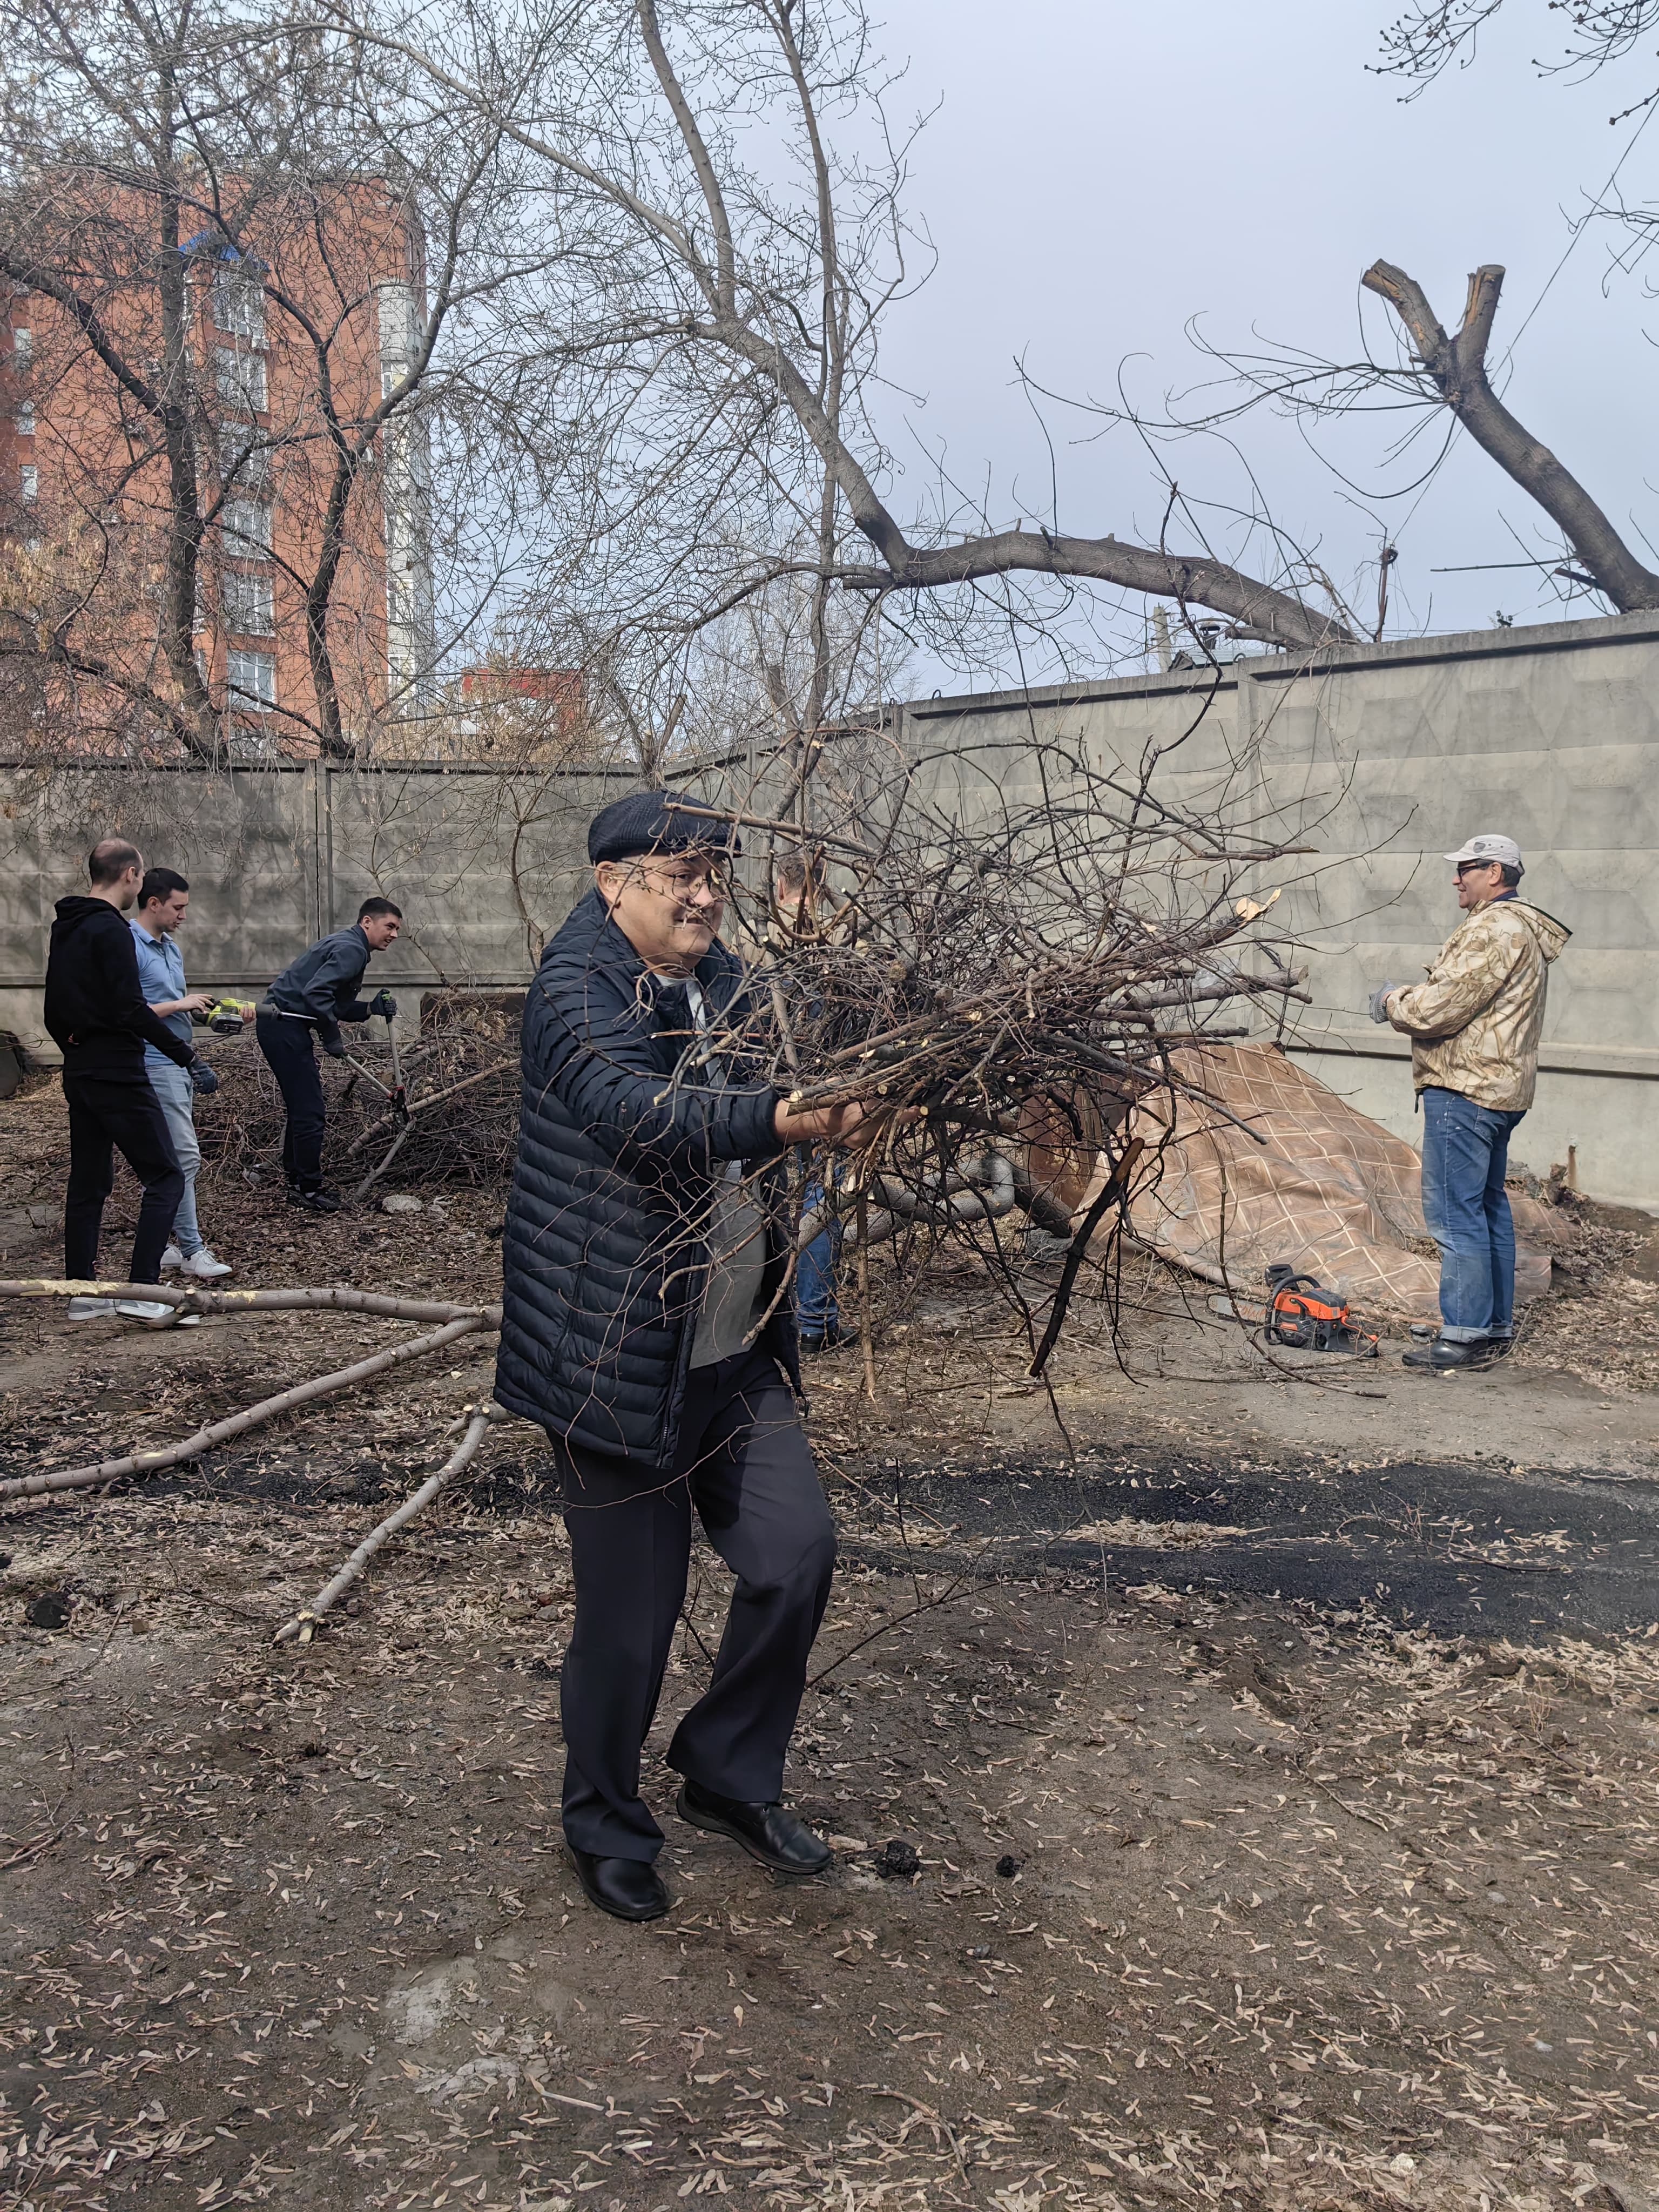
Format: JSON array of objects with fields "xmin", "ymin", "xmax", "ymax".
[
  {"xmin": 1402, "ymin": 1337, "xmax": 1497, "ymax": 1372},
  {"xmin": 676, "ymin": 1779, "xmax": 832, "ymax": 1876},
  {"xmin": 568, "ymin": 1845, "xmax": 670, "ymax": 1922}
]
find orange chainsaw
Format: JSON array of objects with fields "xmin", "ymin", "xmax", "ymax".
[{"xmin": 1210, "ymin": 1264, "xmax": 1379, "ymax": 1357}]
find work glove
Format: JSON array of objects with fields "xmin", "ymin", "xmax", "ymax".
[
  {"xmin": 188, "ymin": 1058, "xmax": 220, "ymax": 1095},
  {"xmin": 320, "ymin": 1024, "xmax": 348, "ymax": 1060},
  {"xmin": 369, "ymin": 990, "xmax": 398, "ymax": 1022},
  {"xmin": 1368, "ymin": 981, "xmax": 1404, "ymax": 1026}
]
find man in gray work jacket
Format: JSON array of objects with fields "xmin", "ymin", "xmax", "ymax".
[{"xmin": 255, "ymin": 897, "xmax": 402, "ymax": 1211}]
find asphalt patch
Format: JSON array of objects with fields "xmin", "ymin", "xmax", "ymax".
[{"xmin": 836, "ymin": 1447, "xmax": 1659, "ymax": 1640}]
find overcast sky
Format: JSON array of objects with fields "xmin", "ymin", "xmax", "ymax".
[{"xmin": 864, "ymin": 0, "xmax": 1659, "ymax": 682}]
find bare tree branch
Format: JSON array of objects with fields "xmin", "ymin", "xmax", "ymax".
[{"xmin": 1362, "ymin": 257, "xmax": 1659, "ymax": 609}]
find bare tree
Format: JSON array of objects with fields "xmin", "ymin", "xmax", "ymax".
[
  {"xmin": 1378, "ymin": 2, "xmax": 1659, "ymax": 101},
  {"xmin": 0, "ymin": 0, "xmax": 534, "ymax": 761},
  {"xmin": 1359, "ymin": 260, "xmax": 1659, "ymax": 610},
  {"xmin": 305, "ymin": 0, "xmax": 1352, "ymax": 680}
]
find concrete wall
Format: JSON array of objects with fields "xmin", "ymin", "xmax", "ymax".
[
  {"xmin": 896, "ymin": 610, "xmax": 1659, "ymax": 1213},
  {"xmin": 0, "ymin": 759, "xmax": 637, "ymax": 1057},
  {"xmin": 6, "ymin": 609, "xmax": 1655, "ymax": 1211}
]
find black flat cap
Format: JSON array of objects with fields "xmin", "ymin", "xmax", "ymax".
[{"xmin": 586, "ymin": 790, "xmax": 739, "ymax": 866}]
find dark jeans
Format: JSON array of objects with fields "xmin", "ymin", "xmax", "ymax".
[
  {"xmin": 62, "ymin": 1072, "xmax": 184, "ymax": 1286},
  {"xmin": 797, "ymin": 1178, "xmax": 840, "ymax": 1338},
  {"xmin": 1420, "ymin": 1085, "xmax": 1527, "ymax": 1344},
  {"xmin": 256, "ymin": 1012, "xmax": 326, "ymax": 1191},
  {"xmin": 556, "ymin": 1346, "xmax": 837, "ymax": 1862}
]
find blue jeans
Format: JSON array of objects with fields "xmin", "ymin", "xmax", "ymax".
[
  {"xmin": 797, "ymin": 1179, "xmax": 840, "ymax": 1339},
  {"xmin": 1420, "ymin": 1087, "xmax": 1526, "ymax": 1344},
  {"xmin": 146, "ymin": 1057, "xmax": 203, "ymax": 1255}
]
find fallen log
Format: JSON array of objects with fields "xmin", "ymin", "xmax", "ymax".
[
  {"xmin": 0, "ymin": 1313, "xmax": 491, "ymax": 1502},
  {"xmin": 0, "ymin": 1280, "xmax": 499, "ymax": 1327},
  {"xmin": 273, "ymin": 1405, "xmax": 500, "ymax": 1645}
]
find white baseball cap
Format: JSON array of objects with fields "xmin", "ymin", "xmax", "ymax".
[{"xmin": 1444, "ymin": 831, "xmax": 1523, "ymax": 876}]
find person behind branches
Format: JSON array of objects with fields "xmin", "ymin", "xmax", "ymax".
[
  {"xmin": 43, "ymin": 838, "xmax": 210, "ymax": 1323},
  {"xmin": 255, "ymin": 898, "xmax": 402, "ymax": 1213},
  {"xmin": 494, "ymin": 791, "xmax": 887, "ymax": 1925},
  {"xmin": 770, "ymin": 851, "xmax": 843, "ymax": 1351}
]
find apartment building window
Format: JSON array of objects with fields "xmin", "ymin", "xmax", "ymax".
[
  {"xmin": 213, "ymin": 268, "xmax": 266, "ymax": 346},
  {"xmin": 15, "ymin": 402, "xmax": 33, "ymax": 436},
  {"xmin": 12, "ymin": 327, "xmax": 30, "ymax": 367},
  {"xmin": 19, "ymin": 463, "xmax": 37, "ymax": 502},
  {"xmin": 222, "ymin": 496, "xmax": 273, "ymax": 555},
  {"xmin": 220, "ymin": 426, "xmax": 272, "ymax": 493},
  {"xmin": 227, "ymin": 647, "xmax": 276, "ymax": 714},
  {"xmin": 222, "ymin": 569, "xmax": 274, "ymax": 635},
  {"xmin": 215, "ymin": 344, "xmax": 268, "ymax": 414}
]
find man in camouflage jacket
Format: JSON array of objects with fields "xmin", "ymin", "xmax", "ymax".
[{"xmin": 1370, "ymin": 833, "xmax": 1570, "ymax": 1372}]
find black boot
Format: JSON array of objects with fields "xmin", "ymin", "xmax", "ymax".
[
  {"xmin": 567, "ymin": 1845, "xmax": 670, "ymax": 1923},
  {"xmin": 286, "ymin": 1185, "xmax": 342, "ymax": 1214},
  {"xmin": 676, "ymin": 1779, "xmax": 832, "ymax": 1876},
  {"xmin": 1402, "ymin": 1336, "xmax": 1497, "ymax": 1372}
]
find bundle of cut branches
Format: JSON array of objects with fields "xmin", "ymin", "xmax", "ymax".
[{"xmin": 670, "ymin": 729, "xmax": 1310, "ymax": 1249}]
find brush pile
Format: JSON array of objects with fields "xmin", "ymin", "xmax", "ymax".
[
  {"xmin": 672, "ymin": 727, "xmax": 1310, "ymax": 1242},
  {"xmin": 193, "ymin": 995, "xmax": 519, "ymax": 1198}
]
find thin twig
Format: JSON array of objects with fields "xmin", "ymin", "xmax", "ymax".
[
  {"xmin": 1028, "ymin": 1138, "xmax": 1145, "ymax": 1379},
  {"xmin": 807, "ymin": 1564, "xmax": 988, "ymax": 1687}
]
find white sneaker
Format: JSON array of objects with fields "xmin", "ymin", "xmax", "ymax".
[
  {"xmin": 180, "ymin": 1248, "xmax": 233, "ymax": 1279},
  {"xmin": 115, "ymin": 1299, "xmax": 174, "ymax": 1325},
  {"xmin": 68, "ymin": 1297, "xmax": 116, "ymax": 1320},
  {"xmin": 159, "ymin": 1244, "xmax": 184, "ymax": 1272}
]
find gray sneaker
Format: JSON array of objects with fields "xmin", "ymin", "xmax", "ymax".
[
  {"xmin": 115, "ymin": 1299, "xmax": 175, "ymax": 1325},
  {"xmin": 67, "ymin": 1297, "xmax": 116, "ymax": 1321}
]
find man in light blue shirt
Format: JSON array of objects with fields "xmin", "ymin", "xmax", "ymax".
[{"xmin": 130, "ymin": 868, "xmax": 239, "ymax": 1279}]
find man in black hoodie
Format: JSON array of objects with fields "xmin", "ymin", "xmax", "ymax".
[{"xmin": 44, "ymin": 839, "xmax": 205, "ymax": 1317}]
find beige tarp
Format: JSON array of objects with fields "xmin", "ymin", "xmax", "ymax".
[{"xmin": 1102, "ymin": 1042, "xmax": 1556, "ymax": 1316}]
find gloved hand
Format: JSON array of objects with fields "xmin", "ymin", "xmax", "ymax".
[
  {"xmin": 320, "ymin": 1024, "xmax": 348, "ymax": 1060},
  {"xmin": 188, "ymin": 1057, "xmax": 220, "ymax": 1095},
  {"xmin": 369, "ymin": 990, "xmax": 398, "ymax": 1022},
  {"xmin": 1368, "ymin": 981, "xmax": 1404, "ymax": 1026}
]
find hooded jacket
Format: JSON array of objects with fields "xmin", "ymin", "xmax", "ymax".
[
  {"xmin": 44, "ymin": 897, "xmax": 198, "ymax": 1082},
  {"xmin": 493, "ymin": 889, "xmax": 799, "ymax": 1472},
  {"xmin": 1385, "ymin": 895, "xmax": 1571, "ymax": 1111}
]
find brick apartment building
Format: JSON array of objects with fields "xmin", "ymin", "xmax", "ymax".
[{"xmin": 0, "ymin": 180, "xmax": 434, "ymax": 758}]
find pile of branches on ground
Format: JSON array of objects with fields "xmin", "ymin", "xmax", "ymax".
[{"xmin": 194, "ymin": 994, "xmax": 520, "ymax": 1200}]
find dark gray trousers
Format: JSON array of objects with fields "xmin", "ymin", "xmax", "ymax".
[{"xmin": 556, "ymin": 1346, "xmax": 837, "ymax": 1862}]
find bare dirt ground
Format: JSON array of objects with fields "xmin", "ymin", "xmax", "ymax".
[{"xmin": 4, "ymin": 1056, "xmax": 1659, "ymax": 2212}]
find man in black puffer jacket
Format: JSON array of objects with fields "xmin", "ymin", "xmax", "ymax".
[{"xmin": 496, "ymin": 792, "xmax": 880, "ymax": 1925}]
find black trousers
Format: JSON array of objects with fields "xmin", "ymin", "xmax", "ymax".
[
  {"xmin": 255, "ymin": 1012, "xmax": 326, "ymax": 1191},
  {"xmin": 62, "ymin": 1072, "xmax": 184, "ymax": 1286},
  {"xmin": 557, "ymin": 1346, "xmax": 837, "ymax": 1862}
]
